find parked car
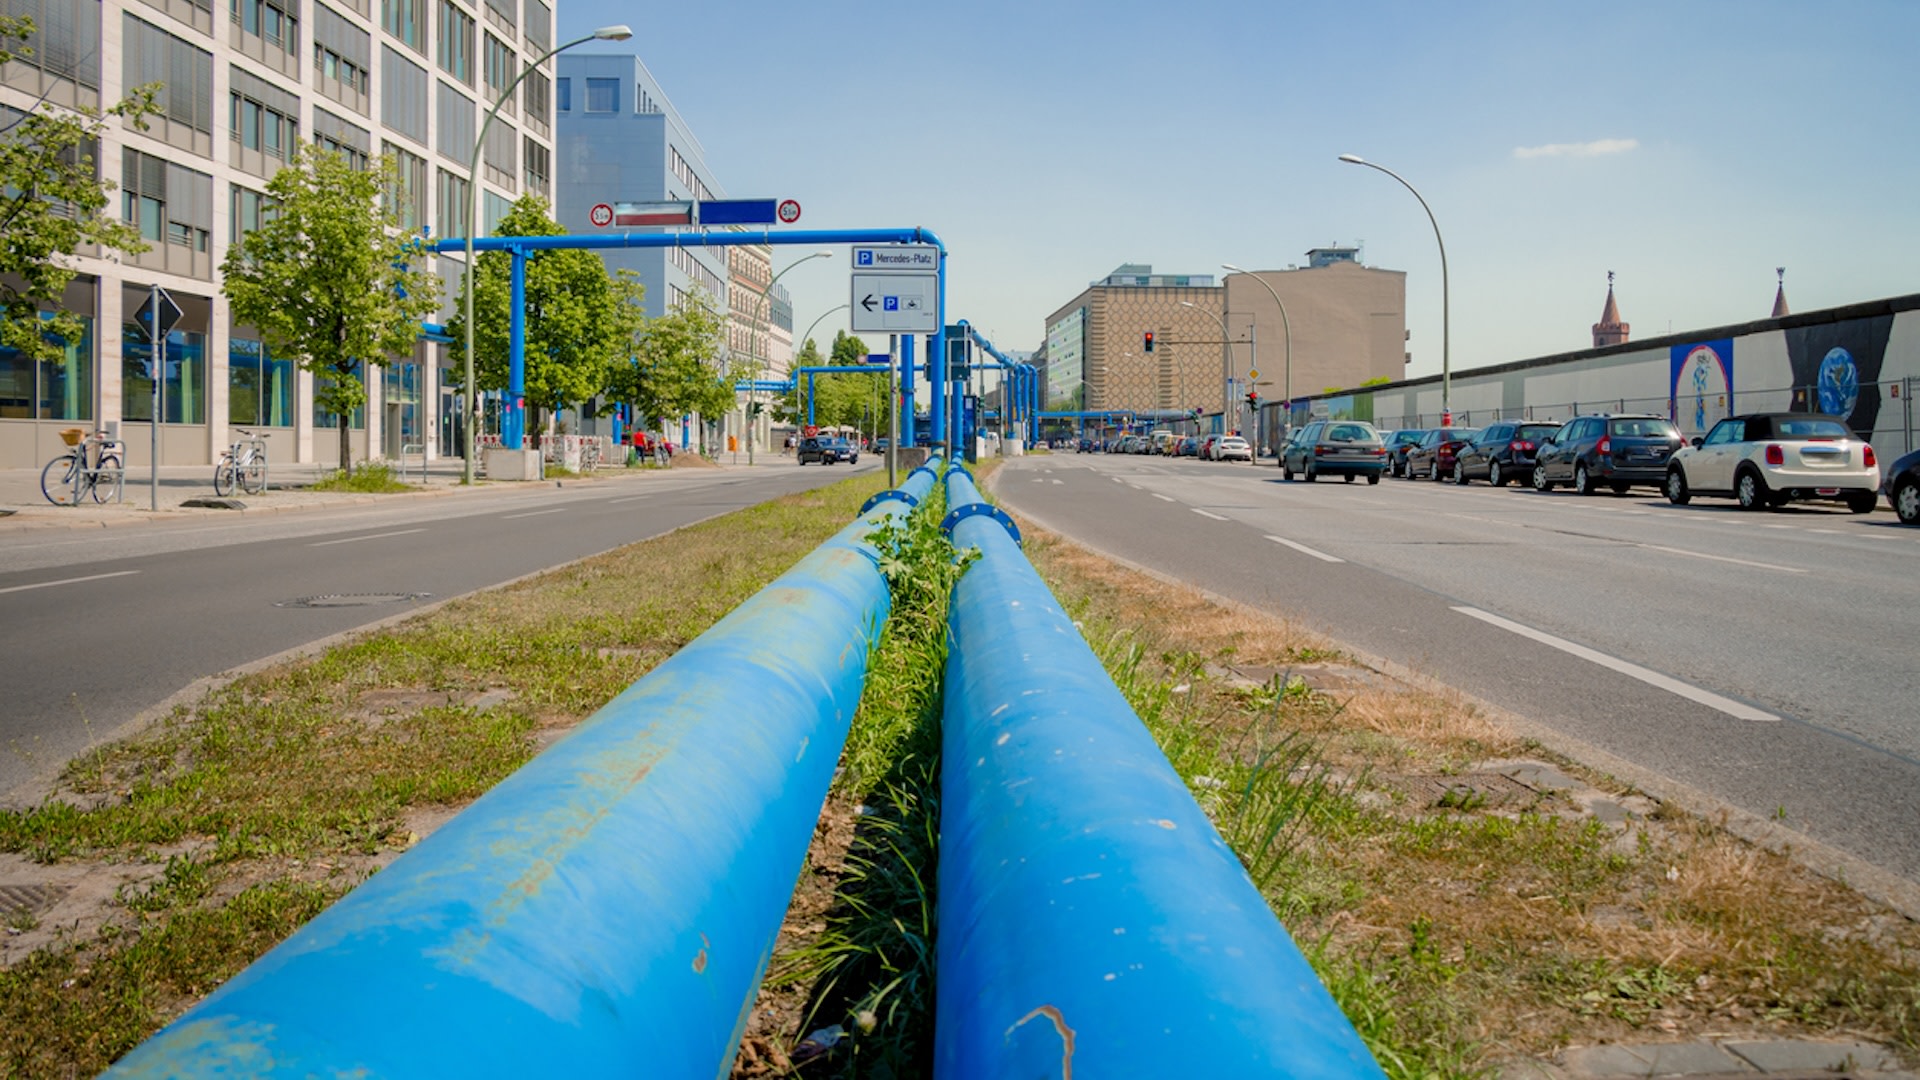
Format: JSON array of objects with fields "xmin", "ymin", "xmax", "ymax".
[
  {"xmin": 1663, "ymin": 413, "xmax": 1879, "ymax": 513},
  {"xmin": 1532, "ymin": 414, "xmax": 1683, "ymax": 494},
  {"xmin": 1453, "ymin": 421, "xmax": 1563, "ymax": 486},
  {"xmin": 1884, "ymin": 447, "xmax": 1920, "ymax": 524},
  {"xmin": 1176, "ymin": 436, "xmax": 1200, "ymax": 457},
  {"xmin": 796, "ymin": 436, "xmax": 857, "ymax": 465},
  {"xmin": 1213, "ymin": 435, "xmax": 1253, "ymax": 462},
  {"xmin": 1382, "ymin": 429, "xmax": 1431, "ymax": 478},
  {"xmin": 1280, "ymin": 420, "xmax": 1388, "ymax": 483},
  {"xmin": 1404, "ymin": 427, "xmax": 1482, "ymax": 481}
]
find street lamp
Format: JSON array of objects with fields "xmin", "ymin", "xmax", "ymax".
[
  {"xmin": 748, "ymin": 249, "xmax": 834, "ymax": 464},
  {"xmin": 462, "ymin": 23, "xmax": 631, "ymax": 483},
  {"xmin": 1221, "ymin": 263, "xmax": 1292, "ymax": 443},
  {"xmin": 1179, "ymin": 300, "xmax": 1234, "ymax": 426},
  {"xmin": 1338, "ymin": 153, "xmax": 1450, "ymax": 425}
]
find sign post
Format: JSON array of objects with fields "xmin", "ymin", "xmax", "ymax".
[{"xmin": 134, "ymin": 286, "xmax": 183, "ymax": 511}]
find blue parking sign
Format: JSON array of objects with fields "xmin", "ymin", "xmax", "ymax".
[{"xmin": 884, "ymin": 296, "xmax": 899, "ymax": 311}]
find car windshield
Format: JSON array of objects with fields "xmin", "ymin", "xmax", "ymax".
[
  {"xmin": 1775, "ymin": 418, "xmax": 1851, "ymax": 439},
  {"xmin": 1609, "ymin": 418, "xmax": 1679, "ymax": 439},
  {"xmin": 1516, "ymin": 424, "xmax": 1560, "ymax": 440},
  {"xmin": 1325, "ymin": 424, "xmax": 1375, "ymax": 442}
]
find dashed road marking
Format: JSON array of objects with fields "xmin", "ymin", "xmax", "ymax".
[
  {"xmin": 1191, "ymin": 508, "xmax": 1228, "ymax": 521},
  {"xmin": 1265, "ymin": 535, "xmax": 1343, "ymax": 563},
  {"xmin": 310, "ymin": 528, "xmax": 428, "ymax": 547},
  {"xmin": 0, "ymin": 570, "xmax": 140, "ymax": 595}
]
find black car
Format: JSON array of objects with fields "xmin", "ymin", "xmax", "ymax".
[
  {"xmin": 1882, "ymin": 447, "xmax": 1920, "ymax": 524},
  {"xmin": 1532, "ymin": 413, "xmax": 1684, "ymax": 494},
  {"xmin": 1382, "ymin": 429, "xmax": 1431, "ymax": 477},
  {"xmin": 796, "ymin": 436, "xmax": 857, "ymax": 465},
  {"xmin": 1403, "ymin": 427, "xmax": 1481, "ymax": 481},
  {"xmin": 1454, "ymin": 421, "xmax": 1563, "ymax": 486}
]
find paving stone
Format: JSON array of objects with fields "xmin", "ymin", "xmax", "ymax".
[
  {"xmin": 1561, "ymin": 1042, "xmax": 1750, "ymax": 1078},
  {"xmin": 1722, "ymin": 1040, "xmax": 1900, "ymax": 1074},
  {"xmin": 1561, "ymin": 1045, "xmax": 1661, "ymax": 1078}
]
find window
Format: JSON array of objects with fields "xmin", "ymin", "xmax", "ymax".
[
  {"xmin": 380, "ymin": 46, "xmax": 428, "ymax": 143},
  {"xmin": 435, "ymin": 80, "xmax": 474, "ymax": 160},
  {"xmin": 123, "ymin": 326, "xmax": 206, "ymax": 424},
  {"xmin": 230, "ymin": 67, "xmax": 300, "ymax": 174},
  {"xmin": 523, "ymin": 69, "xmax": 550, "ymax": 133},
  {"xmin": 312, "ymin": 108, "xmax": 371, "ymax": 169},
  {"xmin": 0, "ymin": 312, "xmax": 94, "ymax": 421},
  {"xmin": 380, "ymin": 0, "xmax": 424, "ymax": 51},
  {"xmin": 228, "ymin": 337, "xmax": 295, "ymax": 425},
  {"xmin": 122, "ymin": 149, "xmax": 212, "ymax": 253},
  {"xmin": 555, "ymin": 76, "xmax": 569, "ymax": 112},
  {"xmin": 123, "ymin": 14, "xmax": 215, "ymax": 136},
  {"xmin": 523, "ymin": 0, "xmax": 548, "ymax": 53},
  {"xmin": 6, "ymin": 0, "xmax": 103, "ymax": 91},
  {"xmin": 312, "ymin": 3, "xmax": 372, "ymax": 108},
  {"xmin": 483, "ymin": 190, "xmax": 510, "ymax": 233},
  {"xmin": 435, "ymin": 168, "xmax": 471, "ymax": 241},
  {"xmin": 482, "ymin": 32, "xmax": 515, "ymax": 112},
  {"xmin": 231, "ymin": 0, "xmax": 299, "ymax": 57},
  {"xmin": 437, "ymin": 0, "xmax": 473, "ymax": 83},
  {"xmin": 584, "ymin": 76, "xmax": 617, "ymax": 112},
  {"xmin": 313, "ymin": 364, "xmax": 366, "ymax": 430},
  {"xmin": 229, "ymin": 183, "xmax": 276, "ymax": 244},
  {"xmin": 522, "ymin": 135, "xmax": 548, "ymax": 197},
  {"xmin": 481, "ymin": 0, "xmax": 511, "ymax": 33},
  {"xmin": 481, "ymin": 120, "xmax": 514, "ymax": 188},
  {"xmin": 383, "ymin": 141, "xmax": 427, "ymax": 233}
]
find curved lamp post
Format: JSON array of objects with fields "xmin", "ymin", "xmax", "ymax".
[
  {"xmin": 1178, "ymin": 300, "xmax": 1234, "ymax": 424},
  {"xmin": 1338, "ymin": 153, "xmax": 1449, "ymax": 425},
  {"xmin": 462, "ymin": 23, "xmax": 632, "ymax": 483},
  {"xmin": 794, "ymin": 301, "xmax": 848, "ymax": 427},
  {"xmin": 747, "ymin": 249, "xmax": 833, "ymax": 464},
  {"xmin": 1220, "ymin": 262, "xmax": 1292, "ymax": 443}
]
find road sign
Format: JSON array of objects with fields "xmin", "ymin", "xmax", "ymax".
[
  {"xmin": 588, "ymin": 203, "xmax": 614, "ymax": 227},
  {"xmin": 850, "ymin": 273, "xmax": 937, "ymax": 333},
  {"xmin": 851, "ymin": 244, "xmax": 938, "ymax": 273},
  {"xmin": 697, "ymin": 199, "xmax": 778, "ymax": 226},
  {"xmin": 777, "ymin": 199, "xmax": 801, "ymax": 224},
  {"xmin": 134, "ymin": 287, "xmax": 183, "ymax": 343},
  {"xmin": 610, "ymin": 201, "xmax": 693, "ymax": 227},
  {"xmin": 1247, "ymin": 368, "xmax": 1260, "ymax": 380}
]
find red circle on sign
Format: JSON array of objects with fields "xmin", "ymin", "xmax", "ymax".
[
  {"xmin": 589, "ymin": 203, "xmax": 614, "ymax": 227},
  {"xmin": 777, "ymin": 199, "xmax": 801, "ymax": 224}
]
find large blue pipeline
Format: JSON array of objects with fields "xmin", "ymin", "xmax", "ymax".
[
  {"xmin": 935, "ymin": 467, "xmax": 1386, "ymax": 1079},
  {"xmin": 954, "ymin": 321, "xmax": 1040, "ymax": 447},
  {"xmin": 108, "ymin": 461, "xmax": 944, "ymax": 1079}
]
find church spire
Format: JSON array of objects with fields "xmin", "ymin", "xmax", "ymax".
[
  {"xmin": 1771, "ymin": 267, "xmax": 1790, "ymax": 318},
  {"xmin": 1592, "ymin": 271, "xmax": 1630, "ymax": 348}
]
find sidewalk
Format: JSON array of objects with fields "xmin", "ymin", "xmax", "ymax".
[{"xmin": 1501, "ymin": 1037, "xmax": 1914, "ymax": 1080}]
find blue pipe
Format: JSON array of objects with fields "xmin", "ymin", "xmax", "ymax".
[
  {"xmin": 108, "ymin": 462, "xmax": 946, "ymax": 1080},
  {"xmin": 935, "ymin": 469, "xmax": 1386, "ymax": 1080},
  {"xmin": 506, "ymin": 249, "xmax": 527, "ymax": 449},
  {"xmin": 900, "ymin": 335, "xmax": 916, "ymax": 446}
]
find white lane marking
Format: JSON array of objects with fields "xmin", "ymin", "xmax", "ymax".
[
  {"xmin": 1191, "ymin": 508, "xmax": 1228, "ymax": 521},
  {"xmin": 1152, "ymin": 493, "xmax": 1176, "ymax": 502},
  {"xmin": 1761, "ymin": 524, "xmax": 1795, "ymax": 529},
  {"xmin": 1031, "ymin": 478, "xmax": 1045, "ymax": 483},
  {"xmin": 0, "ymin": 569, "xmax": 140, "ymax": 595},
  {"xmin": 502, "ymin": 507, "xmax": 568, "ymax": 520},
  {"xmin": 1635, "ymin": 542, "xmax": 1804, "ymax": 573},
  {"xmin": 1052, "ymin": 479, "xmax": 1063, "ymax": 485},
  {"xmin": 1111, "ymin": 476, "xmax": 1125, "ymax": 483},
  {"xmin": 607, "ymin": 495, "xmax": 650, "ymax": 505},
  {"xmin": 1809, "ymin": 529, "xmax": 1839, "ymax": 535},
  {"xmin": 1453, "ymin": 606, "xmax": 1779, "ymax": 723},
  {"xmin": 310, "ymin": 528, "xmax": 428, "ymax": 547},
  {"xmin": 1266, "ymin": 535, "xmax": 1344, "ymax": 563}
]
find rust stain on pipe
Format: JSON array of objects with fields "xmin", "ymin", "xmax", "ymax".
[
  {"xmin": 693, "ymin": 933, "xmax": 710, "ymax": 974},
  {"xmin": 1007, "ymin": 1004, "xmax": 1076, "ymax": 1079}
]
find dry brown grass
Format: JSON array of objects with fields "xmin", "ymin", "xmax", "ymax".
[{"xmin": 1018, "ymin": 519, "xmax": 1920, "ymax": 1076}]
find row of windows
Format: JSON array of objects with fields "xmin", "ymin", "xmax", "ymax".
[
  {"xmin": 671, "ymin": 245, "xmax": 724, "ymax": 301},
  {"xmin": 669, "ymin": 146, "xmax": 712, "ymax": 203}
]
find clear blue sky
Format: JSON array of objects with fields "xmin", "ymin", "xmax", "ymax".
[{"xmin": 558, "ymin": 0, "xmax": 1920, "ymax": 383}]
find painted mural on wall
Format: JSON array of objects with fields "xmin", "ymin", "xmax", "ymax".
[
  {"xmin": 1784, "ymin": 314, "xmax": 1893, "ymax": 438},
  {"xmin": 1669, "ymin": 339, "xmax": 1733, "ymax": 434}
]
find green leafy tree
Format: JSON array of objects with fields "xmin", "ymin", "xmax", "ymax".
[
  {"xmin": 773, "ymin": 337, "xmax": 825, "ymax": 424},
  {"xmin": 447, "ymin": 194, "xmax": 625, "ymax": 440},
  {"xmin": 0, "ymin": 17, "xmax": 158, "ymax": 364},
  {"xmin": 604, "ymin": 286, "xmax": 729, "ymax": 432},
  {"xmin": 812, "ymin": 331, "xmax": 882, "ymax": 433},
  {"xmin": 222, "ymin": 144, "xmax": 438, "ymax": 474}
]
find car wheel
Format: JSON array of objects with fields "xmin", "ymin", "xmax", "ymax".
[
  {"xmin": 1895, "ymin": 478, "xmax": 1920, "ymax": 524},
  {"xmin": 1343, "ymin": 474, "xmax": 1354, "ymax": 483},
  {"xmin": 1429, "ymin": 461, "xmax": 1441, "ymax": 482},
  {"xmin": 1282, "ymin": 459, "xmax": 1294, "ymax": 480},
  {"xmin": 1453, "ymin": 460, "xmax": 1470, "ymax": 485},
  {"xmin": 1367, "ymin": 473, "xmax": 1380, "ymax": 485},
  {"xmin": 1845, "ymin": 490, "xmax": 1877, "ymax": 515},
  {"xmin": 1665, "ymin": 467, "xmax": 1691, "ymax": 505},
  {"xmin": 1304, "ymin": 461, "xmax": 1318, "ymax": 482},
  {"xmin": 1574, "ymin": 463, "xmax": 1595, "ymax": 495},
  {"xmin": 1532, "ymin": 464, "xmax": 1552, "ymax": 492},
  {"xmin": 1487, "ymin": 461, "xmax": 1503, "ymax": 487},
  {"xmin": 1735, "ymin": 469, "xmax": 1772, "ymax": 511}
]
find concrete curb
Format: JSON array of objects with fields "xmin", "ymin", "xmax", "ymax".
[{"xmin": 1500, "ymin": 1038, "xmax": 1914, "ymax": 1080}]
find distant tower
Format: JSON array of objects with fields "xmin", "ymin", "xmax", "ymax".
[
  {"xmin": 1771, "ymin": 267, "xmax": 1790, "ymax": 318},
  {"xmin": 1592, "ymin": 271, "xmax": 1630, "ymax": 348}
]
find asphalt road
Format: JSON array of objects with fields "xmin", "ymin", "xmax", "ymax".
[
  {"xmin": 0, "ymin": 461, "xmax": 881, "ymax": 799},
  {"xmin": 990, "ymin": 451, "xmax": 1920, "ymax": 894}
]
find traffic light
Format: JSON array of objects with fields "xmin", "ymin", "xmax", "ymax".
[
  {"xmin": 1245, "ymin": 390, "xmax": 1260, "ymax": 408},
  {"xmin": 1143, "ymin": 331, "xmax": 1155, "ymax": 353}
]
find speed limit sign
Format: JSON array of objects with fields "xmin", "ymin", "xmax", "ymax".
[
  {"xmin": 776, "ymin": 199, "xmax": 801, "ymax": 224},
  {"xmin": 589, "ymin": 203, "xmax": 613, "ymax": 227}
]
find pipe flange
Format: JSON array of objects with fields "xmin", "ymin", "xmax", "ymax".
[
  {"xmin": 908, "ymin": 465, "xmax": 941, "ymax": 485},
  {"xmin": 941, "ymin": 502, "xmax": 1021, "ymax": 544},
  {"xmin": 860, "ymin": 489, "xmax": 919, "ymax": 515}
]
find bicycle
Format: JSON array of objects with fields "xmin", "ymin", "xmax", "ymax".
[
  {"xmin": 215, "ymin": 429, "xmax": 270, "ymax": 496},
  {"xmin": 41, "ymin": 429, "xmax": 125, "ymax": 505}
]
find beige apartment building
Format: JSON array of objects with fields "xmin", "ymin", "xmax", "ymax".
[{"xmin": 1222, "ymin": 247, "xmax": 1408, "ymax": 411}]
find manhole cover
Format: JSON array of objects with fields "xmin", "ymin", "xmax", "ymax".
[
  {"xmin": 276, "ymin": 592, "xmax": 432, "ymax": 608},
  {"xmin": 0, "ymin": 883, "xmax": 70, "ymax": 921}
]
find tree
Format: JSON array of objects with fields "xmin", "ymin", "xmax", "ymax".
[
  {"xmin": 773, "ymin": 337, "xmax": 825, "ymax": 424},
  {"xmin": 221, "ymin": 144, "xmax": 439, "ymax": 474},
  {"xmin": 446, "ymin": 194, "xmax": 626, "ymax": 440},
  {"xmin": 810, "ymin": 331, "xmax": 882, "ymax": 433},
  {"xmin": 0, "ymin": 17, "xmax": 158, "ymax": 364},
  {"xmin": 603, "ymin": 286, "xmax": 729, "ymax": 432}
]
